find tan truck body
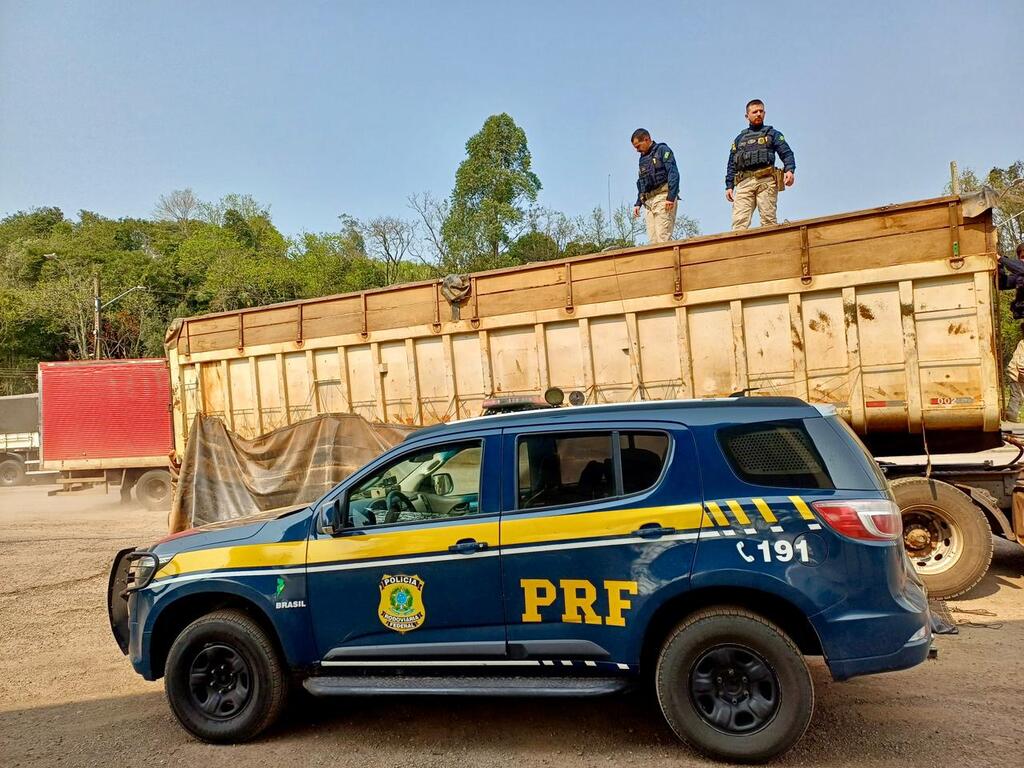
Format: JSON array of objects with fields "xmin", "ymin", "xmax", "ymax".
[{"xmin": 165, "ymin": 194, "xmax": 1001, "ymax": 460}]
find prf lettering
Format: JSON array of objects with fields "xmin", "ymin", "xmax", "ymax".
[{"xmin": 520, "ymin": 578, "xmax": 639, "ymax": 626}]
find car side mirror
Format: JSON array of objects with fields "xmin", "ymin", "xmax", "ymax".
[
  {"xmin": 431, "ymin": 472, "xmax": 454, "ymax": 496},
  {"xmin": 323, "ymin": 493, "xmax": 350, "ymax": 535}
]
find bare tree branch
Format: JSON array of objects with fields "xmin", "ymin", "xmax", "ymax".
[{"xmin": 154, "ymin": 189, "xmax": 199, "ymax": 235}]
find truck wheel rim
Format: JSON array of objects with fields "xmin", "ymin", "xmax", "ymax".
[
  {"xmin": 902, "ymin": 505, "xmax": 963, "ymax": 576},
  {"xmin": 689, "ymin": 644, "xmax": 780, "ymax": 734},
  {"xmin": 187, "ymin": 643, "xmax": 253, "ymax": 720},
  {"xmin": 0, "ymin": 465, "xmax": 16, "ymax": 484}
]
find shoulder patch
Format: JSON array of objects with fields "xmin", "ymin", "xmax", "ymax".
[
  {"xmin": 664, "ymin": 150, "xmax": 671, "ymax": 160},
  {"xmin": 776, "ymin": 133, "xmax": 785, "ymax": 142}
]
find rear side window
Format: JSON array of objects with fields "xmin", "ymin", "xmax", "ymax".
[
  {"xmin": 517, "ymin": 430, "xmax": 669, "ymax": 509},
  {"xmin": 718, "ymin": 421, "xmax": 834, "ymax": 489}
]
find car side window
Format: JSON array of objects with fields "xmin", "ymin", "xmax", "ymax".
[
  {"xmin": 346, "ymin": 440, "xmax": 483, "ymax": 528},
  {"xmin": 717, "ymin": 421, "xmax": 834, "ymax": 489},
  {"xmin": 517, "ymin": 430, "xmax": 669, "ymax": 510}
]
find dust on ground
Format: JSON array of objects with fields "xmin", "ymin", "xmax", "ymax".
[{"xmin": 1, "ymin": 484, "xmax": 1022, "ymax": 767}]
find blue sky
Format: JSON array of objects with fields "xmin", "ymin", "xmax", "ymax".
[{"xmin": 1, "ymin": 0, "xmax": 1022, "ymax": 239}]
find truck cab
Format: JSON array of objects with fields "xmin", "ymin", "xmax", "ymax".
[{"xmin": 109, "ymin": 397, "xmax": 931, "ymax": 763}]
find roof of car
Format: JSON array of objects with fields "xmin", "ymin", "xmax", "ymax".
[{"xmin": 407, "ymin": 397, "xmax": 826, "ymax": 441}]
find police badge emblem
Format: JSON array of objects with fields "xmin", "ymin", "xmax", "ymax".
[{"xmin": 378, "ymin": 574, "xmax": 426, "ymax": 633}]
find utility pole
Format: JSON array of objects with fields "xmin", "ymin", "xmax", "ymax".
[
  {"xmin": 950, "ymin": 161, "xmax": 960, "ymax": 196},
  {"xmin": 93, "ymin": 273, "xmax": 101, "ymax": 360}
]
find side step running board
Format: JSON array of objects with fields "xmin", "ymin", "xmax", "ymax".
[{"xmin": 304, "ymin": 675, "xmax": 629, "ymax": 698}]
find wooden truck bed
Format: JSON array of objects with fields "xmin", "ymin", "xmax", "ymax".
[{"xmin": 165, "ymin": 193, "xmax": 1001, "ymax": 458}]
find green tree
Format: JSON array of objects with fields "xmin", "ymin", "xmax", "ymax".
[
  {"xmin": 442, "ymin": 113, "xmax": 541, "ymax": 271},
  {"xmin": 949, "ymin": 162, "xmax": 1024, "ymax": 369}
]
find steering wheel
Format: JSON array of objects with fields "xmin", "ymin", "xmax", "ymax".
[{"xmin": 384, "ymin": 490, "xmax": 416, "ymax": 524}]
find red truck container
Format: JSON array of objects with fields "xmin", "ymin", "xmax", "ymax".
[{"xmin": 39, "ymin": 359, "xmax": 173, "ymax": 509}]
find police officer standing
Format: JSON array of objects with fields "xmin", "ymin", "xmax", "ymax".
[
  {"xmin": 631, "ymin": 129, "xmax": 680, "ymax": 244},
  {"xmin": 725, "ymin": 100, "xmax": 795, "ymax": 230}
]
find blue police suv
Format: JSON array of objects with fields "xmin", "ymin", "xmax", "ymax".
[{"xmin": 108, "ymin": 398, "xmax": 931, "ymax": 762}]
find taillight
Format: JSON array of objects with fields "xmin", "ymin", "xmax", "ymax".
[{"xmin": 812, "ymin": 499, "xmax": 902, "ymax": 541}]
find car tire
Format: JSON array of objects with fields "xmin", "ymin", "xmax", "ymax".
[
  {"xmin": 164, "ymin": 609, "xmax": 287, "ymax": 743},
  {"xmin": 134, "ymin": 469, "xmax": 172, "ymax": 511},
  {"xmin": 0, "ymin": 457, "xmax": 26, "ymax": 487},
  {"xmin": 655, "ymin": 607, "xmax": 813, "ymax": 764},
  {"xmin": 890, "ymin": 476, "xmax": 993, "ymax": 598}
]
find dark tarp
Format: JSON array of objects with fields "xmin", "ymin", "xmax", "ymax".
[
  {"xmin": 0, "ymin": 393, "xmax": 38, "ymax": 434},
  {"xmin": 170, "ymin": 413, "xmax": 414, "ymax": 532}
]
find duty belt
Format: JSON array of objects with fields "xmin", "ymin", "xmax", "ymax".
[
  {"xmin": 736, "ymin": 166, "xmax": 775, "ymax": 183},
  {"xmin": 641, "ymin": 183, "xmax": 669, "ymax": 202}
]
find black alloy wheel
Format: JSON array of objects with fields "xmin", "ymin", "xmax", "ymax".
[
  {"xmin": 655, "ymin": 607, "xmax": 813, "ymax": 763},
  {"xmin": 164, "ymin": 609, "xmax": 287, "ymax": 742},
  {"xmin": 689, "ymin": 644, "xmax": 780, "ymax": 734},
  {"xmin": 188, "ymin": 643, "xmax": 253, "ymax": 720}
]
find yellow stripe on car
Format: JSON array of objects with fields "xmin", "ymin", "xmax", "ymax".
[
  {"xmin": 307, "ymin": 521, "xmax": 498, "ymax": 565},
  {"xmin": 789, "ymin": 495, "xmax": 815, "ymax": 520},
  {"xmin": 752, "ymin": 498, "xmax": 778, "ymax": 523},
  {"xmin": 501, "ymin": 503, "xmax": 705, "ymax": 546},
  {"xmin": 155, "ymin": 540, "xmax": 308, "ymax": 580},
  {"xmin": 155, "ymin": 500, "xmax": 717, "ymax": 582},
  {"xmin": 725, "ymin": 499, "xmax": 752, "ymax": 525},
  {"xmin": 703, "ymin": 501, "xmax": 730, "ymax": 527}
]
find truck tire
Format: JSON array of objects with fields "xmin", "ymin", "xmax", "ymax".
[
  {"xmin": 164, "ymin": 609, "xmax": 287, "ymax": 743},
  {"xmin": 0, "ymin": 457, "xmax": 26, "ymax": 487},
  {"xmin": 655, "ymin": 607, "xmax": 813, "ymax": 764},
  {"xmin": 891, "ymin": 477, "xmax": 993, "ymax": 599},
  {"xmin": 134, "ymin": 469, "xmax": 172, "ymax": 510}
]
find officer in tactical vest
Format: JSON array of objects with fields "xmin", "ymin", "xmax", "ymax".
[
  {"xmin": 725, "ymin": 99, "xmax": 795, "ymax": 230},
  {"xmin": 631, "ymin": 128, "xmax": 680, "ymax": 244}
]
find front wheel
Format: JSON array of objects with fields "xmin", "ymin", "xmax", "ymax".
[
  {"xmin": 164, "ymin": 609, "xmax": 287, "ymax": 743},
  {"xmin": 655, "ymin": 607, "xmax": 813, "ymax": 764}
]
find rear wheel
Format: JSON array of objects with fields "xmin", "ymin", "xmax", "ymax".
[
  {"xmin": 0, "ymin": 457, "xmax": 26, "ymax": 487},
  {"xmin": 890, "ymin": 477, "xmax": 992, "ymax": 598},
  {"xmin": 655, "ymin": 607, "xmax": 813, "ymax": 763},
  {"xmin": 134, "ymin": 469, "xmax": 172, "ymax": 510},
  {"xmin": 164, "ymin": 609, "xmax": 287, "ymax": 743}
]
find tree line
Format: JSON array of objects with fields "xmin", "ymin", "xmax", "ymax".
[
  {"xmin": 0, "ymin": 113, "xmax": 698, "ymax": 394},
  {"xmin": 2, "ymin": 112, "xmax": 1019, "ymax": 398}
]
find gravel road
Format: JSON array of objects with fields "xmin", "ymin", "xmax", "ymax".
[{"xmin": 1, "ymin": 484, "xmax": 1022, "ymax": 767}]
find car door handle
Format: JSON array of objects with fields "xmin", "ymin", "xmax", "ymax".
[
  {"xmin": 448, "ymin": 538, "xmax": 489, "ymax": 554},
  {"xmin": 632, "ymin": 523, "xmax": 676, "ymax": 539}
]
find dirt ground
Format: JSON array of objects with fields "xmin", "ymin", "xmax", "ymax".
[{"xmin": 0, "ymin": 484, "xmax": 1022, "ymax": 768}]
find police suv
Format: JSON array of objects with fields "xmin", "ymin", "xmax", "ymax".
[{"xmin": 108, "ymin": 398, "xmax": 931, "ymax": 763}]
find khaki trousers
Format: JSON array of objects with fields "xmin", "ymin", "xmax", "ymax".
[
  {"xmin": 731, "ymin": 174, "xmax": 778, "ymax": 230},
  {"xmin": 643, "ymin": 185, "xmax": 677, "ymax": 244}
]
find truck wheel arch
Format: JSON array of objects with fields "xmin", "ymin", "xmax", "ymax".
[
  {"xmin": 639, "ymin": 585, "xmax": 823, "ymax": 676},
  {"xmin": 147, "ymin": 588, "xmax": 289, "ymax": 681}
]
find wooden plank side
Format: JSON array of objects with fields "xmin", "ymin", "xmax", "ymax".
[
  {"xmin": 636, "ymin": 310, "xmax": 683, "ymax": 400},
  {"xmin": 688, "ymin": 304, "xmax": 734, "ymax": 397}
]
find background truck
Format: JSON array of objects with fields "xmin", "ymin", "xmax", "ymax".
[
  {"xmin": 162, "ymin": 191, "xmax": 1020, "ymax": 598},
  {"xmin": 38, "ymin": 359, "xmax": 174, "ymax": 510},
  {"xmin": 0, "ymin": 393, "xmax": 41, "ymax": 486}
]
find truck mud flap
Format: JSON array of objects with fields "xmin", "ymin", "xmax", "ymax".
[{"xmin": 107, "ymin": 547, "xmax": 134, "ymax": 655}]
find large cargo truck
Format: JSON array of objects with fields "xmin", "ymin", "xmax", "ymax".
[
  {"xmin": 163, "ymin": 192, "xmax": 1021, "ymax": 597},
  {"xmin": 38, "ymin": 360, "xmax": 174, "ymax": 510},
  {"xmin": 0, "ymin": 393, "xmax": 40, "ymax": 486}
]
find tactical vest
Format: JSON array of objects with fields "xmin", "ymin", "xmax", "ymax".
[
  {"xmin": 733, "ymin": 127, "xmax": 775, "ymax": 172},
  {"xmin": 638, "ymin": 143, "xmax": 670, "ymax": 194}
]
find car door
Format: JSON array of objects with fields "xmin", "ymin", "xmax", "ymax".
[
  {"xmin": 307, "ymin": 430, "xmax": 505, "ymax": 662},
  {"xmin": 499, "ymin": 421, "xmax": 703, "ymax": 666}
]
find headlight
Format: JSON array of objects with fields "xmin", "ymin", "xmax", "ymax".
[{"xmin": 126, "ymin": 552, "xmax": 172, "ymax": 591}]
